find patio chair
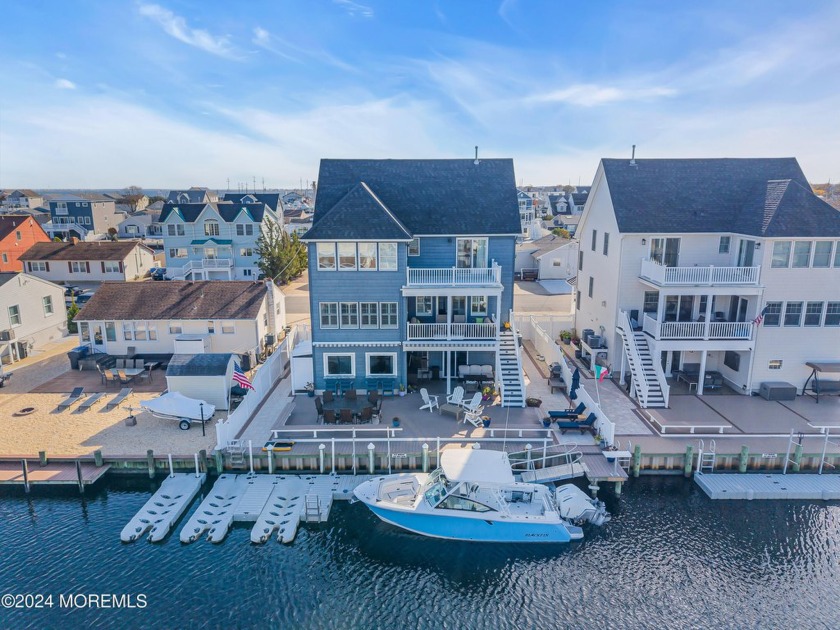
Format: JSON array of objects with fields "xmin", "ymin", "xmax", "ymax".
[
  {"xmin": 134, "ymin": 359, "xmax": 145, "ymax": 370},
  {"xmin": 323, "ymin": 390, "xmax": 334, "ymax": 403},
  {"xmin": 314, "ymin": 397, "xmax": 324, "ymax": 423},
  {"xmin": 137, "ymin": 367, "xmax": 152, "ymax": 384},
  {"xmin": 464, "ymin": 409, "xmax": 484, "ymax": 428},
  {"xmin": 446, "ymin": 386, "xmax": 465, "ymax": 406},
  {"xmin": 117, "ymin": 370, "xmax": 134, "ymax": 385},
  {"xmin": 339, "ymin": 408, "xmax": 354, "ymax": 424},
  {"xmin": 556, "ymin": 413, "xmax": 597, "ymax": 435},
  {"xmin": 105, "ymin": 387, "xmax": 132, "ymax": 410},
  {"xmin": 372, "ymin": 399, "xmax": 383, "ymax": 423},
  {"xmin": 461, "ymin": 392, "xmax": 483, "ymax": 413},
  {"xmin": 116, "ymin": 358, "xmax": 126, "ymax": 369},
  {"xmin": 345, "ymin": 389, "xmax": 357, "ymax": 401},
  {"xmin": 419, "ymin": 388, "xmax": 439, "ymax": 413},
  {"xmin": 323, "ymin": 409, "xmax": 337, "ymax": 425},
  {"xmin": 547, "ymin": 403, "xmax": 586, "ymax": 420},
  {"xmin": 57, "ymin": 387, "xmax": 85, "ymax": 411},
  {"xmin": 358, "ymin": 406, "xmax": 373, "ymax": 423},
  {"xmin": 367, "ymin": 391, "xmax": 380, "ymax": 405},
  {"xmin": 96, "ymin": 365, "xmax": 106, "ymax": 385}
]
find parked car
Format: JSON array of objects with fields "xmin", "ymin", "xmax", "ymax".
[
  {"xmin": 66, "ymin": 290, "xmax": 95, "ymax": 308},
  {"xmin": 64, "ymin": 285, "xmax": 83, "ymax": 297},
  {"xmin": 150, "ymin": 267, "xmax": 167, "ymax": 281}
]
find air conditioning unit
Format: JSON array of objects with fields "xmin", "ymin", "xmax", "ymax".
[{"xmin": 0, "ymin": 330, "xmax": 13, "ymax": 341}]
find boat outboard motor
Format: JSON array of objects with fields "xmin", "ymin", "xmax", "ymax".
[{"xmin": 554, "ymin": 485, "xmax": 611, "ymax": 526}]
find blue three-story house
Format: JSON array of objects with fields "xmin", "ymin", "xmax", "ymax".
[{"xmin": 303, "ymin": 158, "xmax": 525, "ymax": 407}]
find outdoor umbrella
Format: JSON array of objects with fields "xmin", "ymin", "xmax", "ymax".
[{"xmin": 569, "ymin": 368, "xmax": 580, "ymax": 400}]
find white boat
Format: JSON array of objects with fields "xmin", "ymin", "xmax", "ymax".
[
  {"xmin": 353, "ymin": 449, "xmax": 609, "ymax": 543},
  {"xmin": 140, "ymin": 392, "xmax": 216, "ymax": 430}
]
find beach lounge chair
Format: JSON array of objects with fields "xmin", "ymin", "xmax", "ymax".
[
  {"xmin": 446, "ymin": 386, "xmax": 465, "ymax": 406},
  {"xmin": 106, "ymin": 387, "xmax": 132, "ymax": 410},
  {"xmin": 57, "ymin": 387, "xmax": 85, "ymax": 411},
  {"xmin": 547, "ymin": 403, "xmax": 586, "ymax": 420},
  {"xmin": 556, "ymin": 413, "xmax": 597, "ymax": 435},
  {"xmin": 419, "ymin": 388, "xmax": 439, "ymax": 413},
  {"xmin": 78, "ymin": 391, "xmax": 105, "ymax": 411},
  {"xmin": 461, "ymin": 392, "xmax": 483, "ymax": 413},
  {"xmin": 323, "ymin": 409, "xmax": 337, "ymax": 425}
]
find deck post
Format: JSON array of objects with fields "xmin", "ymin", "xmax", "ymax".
[
  {"xmin": 248, "ymin": 440, "xmax": 254, "ymax": 474},
  {"xmin": 526, "ymin": 444, "xmax": 532, "ymax": 468},
  {"xmin": 21, "ymin": 459, "xmax": 30, "ymax": 494},
  {"xmin": 738, "ymin": 445, "xmax": 749, "ymax": 473},
  {"xmin": 684, "ymin": 445, "xmax": 694, "ymax": 477},
  {"xmin": 331, "ymin": 438, "xmax": 336, "ymax": 473},
  {"xmin": 422, "ymin": 443, "xmax": 429, "ymax": 473},
  {"xmin": 367, "ymin": 443, "xmax": 375, "ymax": 474},
  {"xmin": 267, "ymin": 450, "xmax": 274, "ymax": 475},
  {"xmin": 614, "ymin": 481, "xmax": 623, "ymax": 496},
  {"xmin": 75, "ymin": 460, "xmax": 84, "ymax": 494},
  {"xmin": 146, "ymin": 449, "xmax": 155, "ymax": 479},
  {"xmin": 39, "ymin": 451, "xmax": 47, "ymax": 467},
  {"xmin": 214, "ymin": 450, "xmax": 224, "ymax": 474},
  {"xmin": 94, "ymin": 450, "xmax": 103, "ymax": 467},
  {"xmin": 319, "ymin": 444, "xmax": 326, "ymax": 474},
  {"xmin": 792, "ymin": 444, "xmax": 803, "ymax": 473},
  {"xmin": 168, "ymin": 454, "xmax": 174, "ymax": 477},
  {"xmin": 632, "ymin": 444, "xmax": 642, "ymax": 478}
]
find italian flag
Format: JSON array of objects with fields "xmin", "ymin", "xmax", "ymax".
[{"xmin": 595, "ymin": 365, "xmax": 610, "ymax": 381}]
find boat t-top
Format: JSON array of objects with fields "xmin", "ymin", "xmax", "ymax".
[{"xmin": 354, "ymin": 449, "xmax": 609, "ymax": 543}]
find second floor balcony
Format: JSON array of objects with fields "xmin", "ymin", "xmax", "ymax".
[
  {"xmin": 405, "ymin": 262, "xmax": 502, "ymax": 288},
  {"xmin": 640, "ymin": 259, "xmax": 760, "ymax": 286},
  {"xmin": 643, "ymin": 313, "xmax": 754, "ymax": 341},
  {"xmin": 406, "ymin": 321, "xmax": 498, "ymax": 341}
]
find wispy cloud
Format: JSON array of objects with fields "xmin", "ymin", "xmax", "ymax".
[
  {"xmin": 528, "ymin": 84, "xmax": 677, "ymax": 107},
  {"xmin": 54, "ymin": 78, "xmax": 76, "ymax": 90},
  {"xmin": 333, "ymin": 0, "xmax": 374, "ymax": 19},
  {"xmin": 251, "ymin": 26, "xmax": 357, "ymax": 72},
  {"xmin": 138, "ymin": 3, "xmax": 237, "ymax": 59}
]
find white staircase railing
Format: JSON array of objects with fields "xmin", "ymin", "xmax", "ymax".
[
  {"xmin": 508, "ymin": 442, "xmax": 582, "ymax": 471},
  {"xmin": 618, "ymin": 311, "xmax": 651, "ymax": 406},
  {"xmin": 505, "ymin": 309, "xmax": 526, "ymax": 407}
]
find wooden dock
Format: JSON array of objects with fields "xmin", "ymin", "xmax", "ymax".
[
  {"xmin": 0, "ymin": 460, "xmax": 110, "ymax": 487},
  {"xmin": 695, "ymin": 472, "xmax": 840, "ymax": 500}
]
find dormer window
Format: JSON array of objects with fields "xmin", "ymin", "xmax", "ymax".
[
  {"xmin": 177, "ymin": 193, "xmax": 189, "ymax": 204},
  {"xmin": 204, "ymin": 219, "xmax": 220, "ymax": 237}
]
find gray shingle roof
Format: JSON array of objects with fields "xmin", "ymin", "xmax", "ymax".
[
  {"xmin": 166, "ymin": 353, "xmax": 233, "ymax": 377},
  {"xmin": 516, "ymin": 234, "xmax": 573, "ymax": 258},
  {"xmin": 303, "ymin": 182, "xmax": 412, "ymax": 241},
  {"xmin": 307, "ymin": 159, "xmax": 521, "ymax": 239},
  {"xmin": 20, "ymin": 240, "xmax": 148, "ymax": 261},
  {"xmin": 75, "ymin": 281, "xmax": 267, "ymax": 321},
  {"xmin": 167, "ymin": 190, "xmax": 213, "ymax": 204},
  {"xmin": 159, "ymin": 202, "xmax": 270, "ymax": 224},
  {"xmin": 601, "ymin": 158, "xmax": 840, "ymax": 237},
  {"xmin": 222, "ymin": 193, "xmax": 282, "ymax": 213}
]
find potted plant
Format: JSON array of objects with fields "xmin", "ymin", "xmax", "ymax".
[
  {"xmin": 398, "ymin": 383, "xmax": 406, "ymax": 397},
  {"xmin": 559, "ymin": 330, "xmax": 572, "ymax": 345},
  {"xmin": 481, "ymin": 415, "xmax": 491, "ymax": 428},
  {"xmin": 542, "ymin": 417, "xmax": 552, "ymax": 428},
  {"xmin": 481, "ymin": 386, "xmax": 494, "ymax": 402},
  {"xmin": 392, "ymin": 416, "xmax": 400, "ymax": 428},
  {"xmin": 571, "ymin": 335, "xmax": 580, "ymax": 347},
  {"xmin": 304, "ymin": 382, "xmax": 315, "ymax": 397}
]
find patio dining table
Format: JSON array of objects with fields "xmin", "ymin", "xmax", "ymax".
[{"xmin": 321, "ymin": 397, "xmax": 379, "ymax": 421}]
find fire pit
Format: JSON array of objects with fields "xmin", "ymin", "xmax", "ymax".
[{"xmin": 15, "ymin": 407, "xmax": 36, "ymax": 416}]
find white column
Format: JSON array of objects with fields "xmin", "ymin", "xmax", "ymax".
[
  {"xmin": 697, "ymin": 349, "xmax": 708, "ymax": 396},
  {"xmin": 704, "ymin": 294, "xmax": 713, "ymax": 339},
  {"xmin": 445, "ymin": 350, "xmax": 451, "ymax": 395},
  {"xmin": 620, "ymin": 344, "xmax": 627, "ymax": 384},
  {"xmin": 496, "ymin": 294, "xmax": 502, "ymax": 326}
]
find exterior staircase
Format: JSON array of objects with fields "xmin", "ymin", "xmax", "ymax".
[
  {"xmin": 498, "ymin": 319, "xmax": 525, "ymax": 407},
  {"xmin": 617, "ymin": 311, "xmax": 669, "ymax": 408}
]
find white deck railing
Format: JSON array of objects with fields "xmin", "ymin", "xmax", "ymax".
[
  {"xmin": 406, "ymin": 263, "xmax": 502, "ymax": 287},
  {"xmin": 202, "ymin": 258, "xmax": 233, "ymax": 268},
  {"xmin": 640, "ymin": 259, "xmax": 760, "ymax": 285},
  {"xmin": 406, "ymin": 322, "xmax": 497, "ymax": 340},
  {"xmin": 643, "ymin": 313, "xmax": 754, "ymax": 341}
]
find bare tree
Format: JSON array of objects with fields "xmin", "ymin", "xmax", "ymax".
[{"xmin": 121, "ymin": 185, "xmax": 145, "ymax": 212}]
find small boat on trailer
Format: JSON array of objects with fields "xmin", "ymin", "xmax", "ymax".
[{"xmin": 354, "ymin": 449, "xmax": 609, "ymax": 543}]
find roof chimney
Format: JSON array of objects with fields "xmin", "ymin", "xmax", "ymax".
[
  {"xmin": 630, "ymin": 145, "xmax": 636, "ymax": 166},
  {"xmin": 70, "ymin": 237, "xmax": 79, "ymax": 245}
]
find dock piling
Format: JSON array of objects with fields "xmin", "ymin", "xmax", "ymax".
[
  {"xmin": 39, "ymin": 451, "xmax": 47, "ymax": 467},
  {"xmin": 738, "ymin": 446, "xmax": 749, "ymax": 473},
  {"xmin": 214, "ymin": 450, "xmax": 223, "ymax": 474},
  {"xmin": 368, "ymin": 443, "xmax": 375, "ymax": 474},
  {"xmin": 422, "ymin": 443, "xmax": 429, "ymax": 473},
  {"xmin": 146, "ymin": 449, "xmax": 155, "ymax": 479},
  {"xmin": 267, "ymin": 451, "xmax": 274, "ymax": 475},
  {"xmin": 684, "ymin": 445, "xmax": 694, "ymax": 477},
  {"xmin": 792, "ymin": 444, "xmax": 803, "ymax": 472},
  {"xmin": 319, "ymin": 444, "xmax": 326, "ymax": 474},
  {"xmin": 94, "ymin": 450, "xmax": 103, "ymax": 467},
  {"xmin": 632, "ymin": 444, "xmax": 641, "ymax": 478},
  {"xmin": 168, "ymin": 454, "xmax": 174, "ymax": 478},
  {"xmin": 248, "ymin": 441, "xmax": 254, "ymax": 474},
  {"xmin": 199, "ymin": 449, "xmax": 208, "ymax": 474},
  {"xmin": 194, "ymin": 453, "xmax": 200, "ymax": 478},
  {"xmin": 614, "ymin": 481, "xmax": 623, "ymax": 496},
  {"xmin": 21, "ymin": 459, "xmax": 30, "ymax": 494},
  {"xmin": 75, "ymin": 460, "xmax": 84, "ymax": 494}
]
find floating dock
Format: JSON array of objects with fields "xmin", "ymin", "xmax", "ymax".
[
  {"xmin": 695, "ymin": 473, "xmax": 840, "ymax": 500},
  {"xmin": 121, "ymin": 472, "xmax": 206, "ymax": 542},
  {"xmin": 180, "ymin": 473, "xmax": 373, "ymax": 545}
]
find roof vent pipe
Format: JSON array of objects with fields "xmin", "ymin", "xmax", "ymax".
[
  {"xmin": 474, "ymin": 146, "xmax": 480, "ymax": 165},
  {"xmin": 630, "ymin": 145, "xmax": 636, "ymax": 166}
]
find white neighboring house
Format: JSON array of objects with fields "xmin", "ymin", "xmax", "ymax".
[
  {"xmin": 74, "ymin": 280, "xmax": 286, "ymax": 364},
  {"xmin": 515, "ymin": 234, "xmax": 577, "ymax": 280},
  {"xmin": 576, "ymin": 156, "xmax": 840, "ymax": 408},
  {"xmin": 20, "ymin": 240, "xmax": 155, "ymax": 285},
  {"xmin": 0, "ymin": 272, "xmax": 67, "ymax": 364}
]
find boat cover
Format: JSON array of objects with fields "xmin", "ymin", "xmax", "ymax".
[
  {"xmin": 141, "ymin": 391, "xmax": 215, "ymax": 420},
  {"xmin": 440, "ymin": 450, "xmax": 514, "ymax": 484}
]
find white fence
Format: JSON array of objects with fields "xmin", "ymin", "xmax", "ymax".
[
  {"xmin": 406, "ymin": 322, "xmax": 497, "ymax": 340},
  {"xmin": 640, "ymin": 259, "xmax": 760, "ymax": 285},
  {"xmin": 214, "ymin": 324, "xmax": 309, "ymax": 449},
  {"xmin": 406, "ymin": 264, "xmax": 502, "ymax": 286},
  {"xmin": 522, "ymin": 313, "xmax": 575, "ymax": 340},
  {"xmin": 515, "ymin": 313, "xmax": 616, "ymax": 446}
]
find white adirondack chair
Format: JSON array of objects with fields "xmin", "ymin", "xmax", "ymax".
[
  {"xmin": 446, "ymin": 386, "xmax": 465, "ymax": 406},
  {"xmin": 419, "ymin": 388, "xmax": 439, "ymax": 413},
  {"xmin": 461, "ymin": 392, "xmax": 483, "ymax": 413}
]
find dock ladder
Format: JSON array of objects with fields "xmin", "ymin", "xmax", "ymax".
[
  {"xmin": 303, "ymin": 494, "xmax": 321, "ymax": 523},
  {"xmin": 819, "ymin": 428, "xmax": 840, "ymax": 475},
  {"xmin": 226, "ymin": 440, "xmax": 247, "ymax": 469},
  {"xmin": 696, "ymin": 439, "xmax": 716, "ymax": 475}
]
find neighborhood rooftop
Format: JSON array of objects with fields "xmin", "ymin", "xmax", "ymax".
[
  {"xmin": 601, "ymin": 157, "xmax": 840, "ymax": 237},
  {"xmin": 19, "ymin": 240, "xmax": 148, "ymax": 261},
  {"xmin": 0, "ymin": 214, "xmax": 43, "ymax": 240},
  {"xmin": 307, "ymin": 158, "xmax": 521, "ymax": 239},
  {"xmin": 76, "ymin": 280, "xmax": 269, "ymax": 321},
  {"xmin": 159, "ymin": 202, "xmax": 272, "ymax": 223},
  {"xmin": 166, "ymin": 353, "xmax": 234, "ymax": 377}
]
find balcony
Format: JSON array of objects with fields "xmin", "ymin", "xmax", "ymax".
[
  {"xmin": 643, "ymin": 313, "xmax": 753, "ymax": 341},
  {"xmin": 406, "ymin": 322, "xmax": 497, "ymax": 341},
  {"xmin": 405, "ymin": 263, "xmax": 502, "ymax": 288},
  {"xmin": 201, "ymin": 258, "xmax": 233, "ymax": 269},
  {"xmin": 640, "ymin": 259, "xmax": 760, "ymax": 286}
]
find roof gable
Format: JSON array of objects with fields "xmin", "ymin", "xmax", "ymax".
[
  {"xmin": 304, "ymin": 182, "xmax": 412, "ymax": 241},
  {"xmin": 310, "ymin": 159, "xmax": 520, "ymax": 238}
]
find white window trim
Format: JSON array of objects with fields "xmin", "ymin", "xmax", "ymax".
[
  {"xmin": 8, "ymin": 305, "xmax": 21, "ymax": 327},
  {"xmin": 380, "ymin": 302, "xmax": 398, "ymax": 329},
  {"xmin": 340, "ymin": 302, "xmax": 359, "ymax": 329},
  {"xmin": 337, "ymin": 242, "xmax": 357, "ymax": 271},
  {"xmin": 316, "ymin": 242, "xmax": 336, "ymax": 271},
  {"xmin": 324, "ymin": 352, "xmax": 355, "ymax": 377},
  {"xmin": 365, "ymin": 352, "xmax": 397, "ymax": 377},
  {"xmin": 104, "ymin": 261, "xmax": 120, "ymax": 273},
  {"xmin": 358, "ymin": 243, "xmax": 378, "ymax": 271},
  {"xmin": 169, "ymin": 320, "xmax": 183, "ymax": 334},
  {"xmin": 42, "ymin": 295, "xmax": 54, "ymax": 316},
  {"xmin": 320, "ymin": 302, "xmax": 339, "ymax": 329},
  {"xmin": 221, "ymin": 321, "xmax": 235, "ymax": 334},
  {"xmin": 470, "ymin": 296, "xmax": 487, "ymax": 316},
  {"xmin": 360, "ymin": 302, "xmax": 379, "ymax": 329},
  {"xmin": 416, "ymin": 296, "xmax": 433, "ymax": 316},
  {"xmin": 408, "ymin": 238, "xmax": 420, "ymax": 256},
  {"xmin": 379, "ymin": 242, "xmax": 398, "ymax": 271}
]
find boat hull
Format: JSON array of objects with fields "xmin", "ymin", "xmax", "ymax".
[{"xmin": 365, "ymin": 503, "xmax": 577, "ymax": 543}]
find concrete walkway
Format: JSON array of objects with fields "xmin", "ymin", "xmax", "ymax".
[{"xmin": 237, "ymin": 376, "xmax": 294, "ymax": 444}]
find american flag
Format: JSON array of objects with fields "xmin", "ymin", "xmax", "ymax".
[
  {"xmin": 752, "ymin": 305, "xmax": 768, "ymax": 326},
  {"xmin": 233, "ymin": 362, "xmax": 255, "ymax": 390}
]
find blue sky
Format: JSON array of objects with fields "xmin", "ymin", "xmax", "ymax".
[{"xmin": 1, "ymin": 0, "xmax": 838, "ymax": 189}]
